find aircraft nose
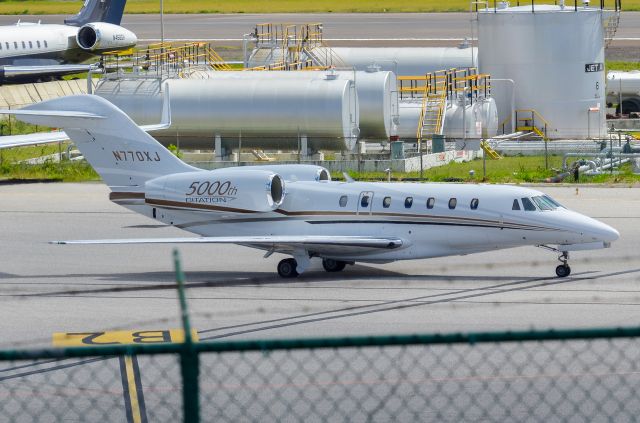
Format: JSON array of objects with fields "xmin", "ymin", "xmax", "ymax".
[{"xmin": 589, "ymin": 220, "xmax": 620, "ymax": 243}]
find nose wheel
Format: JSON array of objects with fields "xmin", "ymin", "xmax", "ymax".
[{"xmin": 555, "ymin": 251, "xmax": 571, "ymax": 278}]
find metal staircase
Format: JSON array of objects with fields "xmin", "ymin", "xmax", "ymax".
[{"xmin": 480, "ymin": 140, "xmax": 501, "ymax": 159}]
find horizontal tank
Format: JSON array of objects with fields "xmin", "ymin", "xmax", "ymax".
[
  {"xmin": 478, "ymin": 5, "xmax": 608, "ymax": 139},
  {"xmin": 181, "ymin": 69, "xmax": 397, "ymax": 139},
  {"xmin": 94, "ymin": 76, "xmax": 359, "ymax": 151},
  {"xmin": 397, "ymin": 98, "xmax": 498, "ymax": 140},
  {"xmin": 247, "ymin": 46, "xmax": 476, "ymax": 77},
  {"xmin": 607, "ymin": 71, "xmax": 640, "ymax": 114},
  {"xmin": 330, "ymin": 47, "xmax": 477, "ymax": 77}
]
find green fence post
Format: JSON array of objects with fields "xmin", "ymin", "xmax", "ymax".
[{"xmin": 174, "ymin": 249, "xmax": 199, "ymax": 423}]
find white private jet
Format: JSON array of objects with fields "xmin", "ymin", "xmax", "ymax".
[
  {"xmin": 2, "ymin": 95, "xmax": 619, "ymax": 278},
  {"xmin": 0, "ymin": 0, "xmax": 136, "ymax": 83}
]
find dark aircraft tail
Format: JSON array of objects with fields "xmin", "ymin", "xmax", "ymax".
[{"xmin": 64, "ymin": 0, "xmax": 128, "ymax": 27}]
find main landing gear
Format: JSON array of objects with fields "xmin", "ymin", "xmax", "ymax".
[
  {"xmin": 556, "ymin": 251, "xmax": 571, "ymax": 278},
  {"xmin": 322, "ymin": 259, "xmax": 347, "ymax": 272},
  {"xmin": 276, "ymin": 258, "xmax": 351, "ymax": 278},
  {"xmin": 537, "ymin": 246, "xmax": 571, "ymax": 278},
  {"xmin": 277, "ymin": 258, "xmax": 299, "ymax": 278}
]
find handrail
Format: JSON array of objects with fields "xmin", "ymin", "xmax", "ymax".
[{"xmin": 484, "ymin": 0, "xmax": 621, "ymax": 12}]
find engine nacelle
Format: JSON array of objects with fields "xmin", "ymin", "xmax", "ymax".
[
  {"xmin": 76, "ymin": 22, "xmax": 137, "ymax": 51},
  {"xmin": 145, "ymin": 169, "xmax": 285, "ymax": 213},
  {"xmin": 219, "ymin": 164, "xmax": 331, "ymax": 182}
]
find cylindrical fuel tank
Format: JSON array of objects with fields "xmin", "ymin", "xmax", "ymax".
[
  {"xmin": 478, "ymin": 5, "xmax": 608, "ymax": 139},
  {"xmin": 180, "ymin": 69, "xmax": 397, "ymax": 139},
  {"xmin": 397, "ymin": 98, "xmax": 498, "ymax": 140},
  {"xmin": 94, "ymin": 76, "xmax": 359, "ymax": 150},
  {"xmin": 248, "ymin": 46, "xmax": 477, "ymax": 77},
  {"xmin": 607, "ymin": 71, "xmax": 640, "ymax": 113}
]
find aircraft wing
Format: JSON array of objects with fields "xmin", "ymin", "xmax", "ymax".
[
  {"xmin": 0, "ymin": 64, "xmax": 97, "ymax": 80},
  {"xmin": 51, "ymin": 236, "xmax": 405, "ymax": 256}
]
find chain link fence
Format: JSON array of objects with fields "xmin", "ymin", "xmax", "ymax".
[{"xmin": 1, "ymin": 329, "xmax": 640, "ymax": 422}]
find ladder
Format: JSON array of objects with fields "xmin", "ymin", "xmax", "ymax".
[
  {"xmin": 604, "ymin": 11, "xmax": 621, "ymax": 49},
  {"xmin": 480, "ymin": 140, "xmax": 502, "ymax": 159},
  {"xmin": 416, "ymin": 71, "xmax": 448, "ymax": 153}
]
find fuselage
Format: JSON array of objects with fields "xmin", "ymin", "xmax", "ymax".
[
  {"xmin": 0, "ymin": 24, "xmax": 90, "ymax": 66},
  {"xmin": 144, "ymin": 181, "xmax": 619, "ymax": 262}
]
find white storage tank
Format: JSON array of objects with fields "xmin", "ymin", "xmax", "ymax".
[
  {"xmin": 247, "ymin": 46, "xmax": 476, "ymax": 77},
  {"xmin": 181, "ymin": 69, "xmax": 397, "ymax": 139},
  {"xmin": 330, "ymin": 47, "xmax": 477, "ymax": 76},
  {"xmin": 94, "ymin": 76, "xmax": 359, "ymax": 151},
  {"xmin": 478, "ymin": 4, "xmax": 609, "ymax": 139},
  {"xmin": 397, "ymin": 98, "xmax": 499, "ymax": 140},
  {"xmin": 607, "ymin": 71, "xmax": 640, "ymax": 114}
]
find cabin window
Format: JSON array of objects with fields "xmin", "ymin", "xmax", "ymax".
[
  {"xmin": 13, "ymin": 42, "xmax": 17, "ymax": 49},
  {"xmin": 404, "ymin": 197, "xmax": 413, "ymax": 208},
  {"xmin": 21, "ymin": 41, "xmax": 25, "ymax": 49},
  {"xmin": 448, "ymin": 198, "xmax": 457, "ymax": 210},
  {"xmin": 360, "ymin": 195, "xmax": 370, "ymax": 208},
  {"xmin": 339, "ymin": 195, "xmax": 348, "ymax": 207},
  {"xmin": 521, "ymin": 197, "xmax": 537, "ymax": 211},
  {"xmin": 37, "ymin": 41, "xmax": 41, "ymax": 48},
  {"xmin": 512, "ymin": 199, "xmax": 521, "ymax": 211},
  {"xmin": 382, "ymin": 197, "xmax": 391, "ymax": 208},
  {"xmin": 0, "ymin": 44, "xmax": 2, "ymax": 50},
  {"xmin": 28, "ymin": 41, "xmax": 32, "ymax": 49},
  {"xmin": 44, "ymin": 40, "xmax": 48, "ymax": 48},
  {"xmin": 5, "ymin": 42, "xmax": 8, "ymax": 50},
  {"xmin": 470, "ymin": 198, "xmax": 479, "ymax": 210},
  {"xmin": 426, "ymin": 197, "xmax": 435, "ymax": 209}
]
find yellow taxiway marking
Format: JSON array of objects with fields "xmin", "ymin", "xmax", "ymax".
[
  {"xmin": 52, "ymin": 329, "xmax": 199, "ymax": 347},
  {"xmin": 123, "ymin": 355, "xmax": 143, "ymax": 423}
]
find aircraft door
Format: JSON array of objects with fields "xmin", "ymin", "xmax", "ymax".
[{"xmin": 357, "ymin": 191, "xmax": 374, "ymax": 215}]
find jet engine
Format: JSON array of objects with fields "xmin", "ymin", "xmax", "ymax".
[
  {"xmin": 145, "ymin": 169, "xmax": 285, "ymax": 213},
  {"xmin": 220, "ymin": 164, "xmax": 331, "ymax": 182},
  {"xmin": 76, "ymin": 22, "xmax": 137, "ymax": 51}
]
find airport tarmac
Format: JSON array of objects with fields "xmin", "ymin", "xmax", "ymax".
[{"xmin": 0, "ymin": 182, "xmax": 638, "ymax": 350}]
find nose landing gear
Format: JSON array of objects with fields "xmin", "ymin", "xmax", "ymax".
[
  {"xmin": 556, "ymin": 251, "xmax": 571, "ymax": 277},
  {"xmin": 556, "ymin": 251, "xmax": 571, "ymax": 278},
  {"xmin": 537, "ymin": 245, "xmax": 572, "ymax": 278}
]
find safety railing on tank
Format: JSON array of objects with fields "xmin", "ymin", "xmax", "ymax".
[
  {"xmin": 475, "ymin": 0, "xmax": 622, "ymax": 12},
  {"xmin": 101, "ymin": 42, "xmax": 234, "ymax": 78},
  {"xmin": 398, "ymin": 68, "xmax": 491, "ymax": 105},
  {"xmin": 515, "ymin": 109, "xmax": 551, "ymax": 139}
]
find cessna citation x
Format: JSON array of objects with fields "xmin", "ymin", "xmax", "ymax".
[
  {"xmin": 0, "ymin": 0, "xmax": 136, "ymax": 83},
  {"xmin": 3, "ymin": 95, "xmax": 619, "ymax": 278}
]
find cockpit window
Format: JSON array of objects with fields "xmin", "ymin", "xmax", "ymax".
[
  {"xmin": 521, "ymin": 197, "xmax": 537, "ymax": 211},
  {"xmin": 543, "ymin": 195, "xmax": 564, "ymax": 209},
  {"xmin": 531, "ymin": 195, "xmax": 561, "ymax": 211},
  {"xmin": 531, "ymin": 196, "xmax": 552, "ymax": 211},
  {"xmin": 512, "ymin": 199, "xmax": 521, "ymax": 211}
]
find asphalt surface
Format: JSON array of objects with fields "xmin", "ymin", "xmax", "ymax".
[
  {"xmin": 1, "ymin": 11, "xmax": 639, "ymax": 46},
  {"xmin": 0, "ymin": 182, "xmax": 637, "ymax": 349},
  {"xmin": 1, "ymin": 182, "xmax": 638, "ymax": 420}
]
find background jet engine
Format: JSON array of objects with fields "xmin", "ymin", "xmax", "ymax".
[{"xmin": 76, "ymin": 22, "xmax": 137, "ymax": 51}]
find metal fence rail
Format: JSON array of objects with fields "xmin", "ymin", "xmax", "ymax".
[
  {"xmin": 2, "ymin": 327, "xmax": 640, "ymax": 422},
  {"xmin": 2, "ymin": 251, "xmax": 640, "ymax": 422}
]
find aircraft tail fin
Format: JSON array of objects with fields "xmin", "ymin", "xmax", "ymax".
[
  {"xmin": 65, "ymin": 0, "xmax": 128, "ymax": 26},
  {"xmin": 5, "ymin": 93, "xmax": 196, "ymax": 189}
]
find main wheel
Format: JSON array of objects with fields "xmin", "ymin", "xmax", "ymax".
[
  {"xmin": 322, "ymin": 259, "xmax": 347, "ymax": 272},
  {"xmin": 277, "ymin": 258, "xmax": 299, "ymax": 278},
  {"xmin": 555, "ymin": 264, "xmax": 571, "ymax": 278}
]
